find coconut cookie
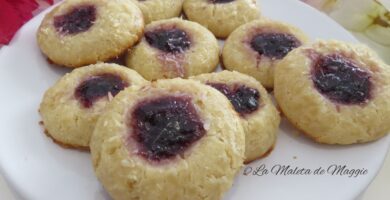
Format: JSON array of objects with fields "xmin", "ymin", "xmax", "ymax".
[
  {"xmin": 37, "ymin": 0, "xmax": 144, "ymax": 68},
  {"xmin": 130, "ymin": 0, "xmax": 184, "ymax": 24},
  {"xmin": 90, "ymin": 78, "xmax": 245, "ymax": 200},
  {"xmin": 183, "ymin": 0, "xmax": 260, "ymax": 38},
  {"xmin": 223, "ymin": 19, "xmax": 309, "ymax": 89},
  {"xmin": 39, "ymin": 63, "xmax": 147, "ymax": 148},
  {"xmin": 126, "ymin": 18, "xmax": 219, "ymax": 80},
  {"xmin": 274, "ymin": 40, "xmax": 390, "ymax": 144},
  {"xmin": 191, "ymin": 71, "xmax": 280, "ymax": 162}
]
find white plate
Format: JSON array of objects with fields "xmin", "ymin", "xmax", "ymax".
[{"xmin": 0, "ymin": 0, "xmax": 389, "ymax": 199}]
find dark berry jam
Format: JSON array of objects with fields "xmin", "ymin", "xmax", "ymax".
[
  {"xmin": 74, "ymin": 74, "xmax": 128, "ymax": 108},
  {"xmin": 209, "ymin": 0, "xmax": 235, "ymax": 3},
  {"xmin": 130, "ymin": 96, "xmax": 205, "ymax": 162},
  {"xmin": 311, "ymin": 54, "xmax": 372, "ymax": 105},
  {"xmin": 145, "ymin": 28, "xmax": 191, "ymax": 54},
  {"xmin": 250, "ymin": 33, "xmax": 301, "ymax": 59},
  {"xmin": 54, "ymin": 5, "xmax": 96, "ymax": 35},
  {"xmin": 207, "ymin": 83, "xmax": 260, "ymax": 116}
]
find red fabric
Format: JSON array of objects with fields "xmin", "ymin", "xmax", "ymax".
[{"xmin": 0, "ymin": 0, "xmax": 53, "ymax": 45}]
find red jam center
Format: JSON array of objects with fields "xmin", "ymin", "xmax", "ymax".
[
  {"xmin": 130, "ymin": 96, "xmax": 205, "ymax": 162},
  {"xmin": 311, "ymin": 54, "xmax": 372, "ymax": 105},
  {"xmin": 145, "ymin": 28, "xmax": 191, "ymax": 54},
  {"xmin": 207, "ymin": 83, "xmax": 260, "ymax": 116},
  {"xmin": 250, "ymin": 33, "xmax": 301, "ymax": 59},
  {"xmin": 54, "ymin": 5, "xmax": 96, "ymax": 35},
  {"xmin": 74, "ymin": 74, "xmax": 128, "ymax": 108}
]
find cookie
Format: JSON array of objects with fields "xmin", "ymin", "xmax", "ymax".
[
  {"xmin": 222, "ymin": 19, "xmax": 309, "ymax": 89},
  {"xmin": 191, "ymin": 71, "xmax": 280, "ymax": 162},
  {"xmin": 39, "ymin": 63, "xmax": 147, "ymax": 148},
  {"xmin": 130, "ymin": 0, "xmax": 184, "ymax": 24},
  {"xmin": 183, "ymin": 0, "xmax": 260, "ymax": 38},
  {"xmin": 274, "ymin": 40, "xmax": 390, "ymax": 144},
  {"xmin": 90, "ymin": 78, "xmax": 245, "ymax": 200},
  {"xmin": 37, "ymin": 0, "xmax": 144, "ymax": 68},
  {"xmin": 126, "ymin": 18, "xmax": 219, "ymax": 80}
]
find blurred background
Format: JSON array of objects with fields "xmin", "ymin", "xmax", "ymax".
[{"xmin": 301, "ymin": 0, "xmax": 390, "ymax": 64}]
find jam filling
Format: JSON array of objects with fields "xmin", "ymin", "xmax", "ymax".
[
  {"xmin": 209, "ymin": 0, "xmax": 235, "ymax": 3},
  {"xmin": 130, "ymin": 96, "xmax": 205, "ymax": 161},
  {"xmin": 250, "ymin": 33, "xmax": 301, "ymax": 59},
  {"xmin": 74, "ymin": 74, "xmax": 128, "ymax": 108},
  {"xmin": 145, "ymin": 28, "xmax": 191, "ymax": 53},
  {"xmin": 207, "ymin": 83, "xmax": 260, "ymax": 116},
  {"xmin": 311, "ymin": 54, "xmax": 372, "ymax": 105},
  {"xmin": 54, "ymin": 5, "xmax": 96, "ymax": 35}
]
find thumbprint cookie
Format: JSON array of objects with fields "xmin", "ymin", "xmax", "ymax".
[
  {"xmin": 222, "ymin": 19, "xmax": 309, "ymax": 89},
  {"xmin": 126, "ymin": 18, "xmax": 219, "ymax": 80},
  {"xmin": 183, "ymin": 0, "xmax": 260, "ymax": 38},
  {"xmin": 274, "ymin": 40, "xmax": 390, "ymax": 144},
  {"xmin": 130, "ymin": 0, "xmax": 184, "ymax": 24},
  {"xmin": 90, "ymin": 79, "xmax": 245, "ymax": 200},
  {"xmin": 37, "ymin": 0, "xmax": 144, "ymax": 68},
  {"xmin": 191, "ymin": 71, "xmax": 280, "ymax": 163},
  {"xmin": 39, "ymin": 63, "xmax": 147, "ymax": 148}
]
